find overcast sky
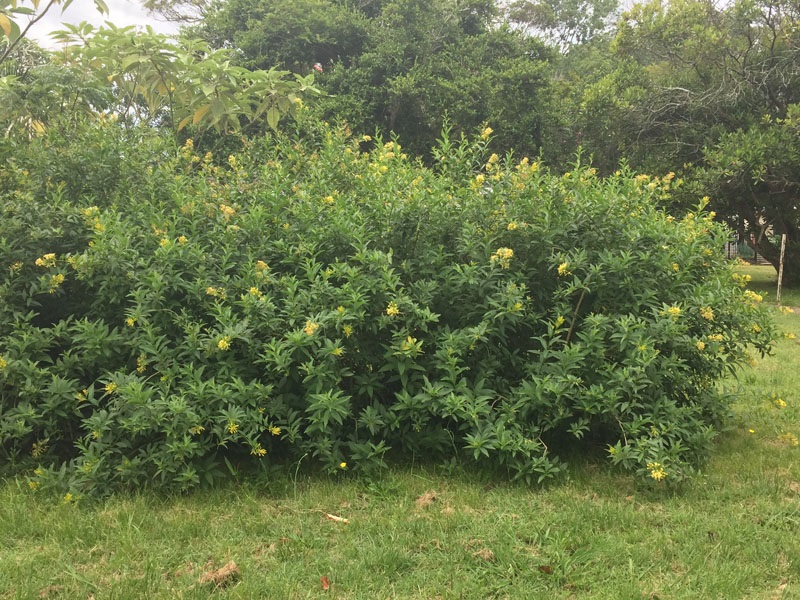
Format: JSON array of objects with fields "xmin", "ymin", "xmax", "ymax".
[{"xmin": 27, "ymin": 0, "xmax": 180, "ymax": 48}]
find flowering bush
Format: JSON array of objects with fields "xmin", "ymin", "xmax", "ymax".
[{"xmin": 0, "ymin": 119, "xmax": 773, "ymax": 494}]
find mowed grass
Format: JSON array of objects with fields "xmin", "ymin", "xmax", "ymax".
[{"xmin": 2, "ymin": 275, "xmax": 800, "ymax": 599}]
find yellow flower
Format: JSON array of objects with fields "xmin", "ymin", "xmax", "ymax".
[
  {"xmin": 708, "ymin": 334, "xmax": 723, "ymax": 342},
  {"xmin": 159, "ymin": 238, "xmax": 170, "ymax": 248},
  {"xmin": 700, "ymin": 306, "xmax": 714, "ymax": 321},
  {"xmin": 228, "ymin": 155, "xmax": 237, "ymax": 168},
  {"xmin": 646, "ymin": 462, "xmax": 666, "ymax": 481},
  {"xmin": 480, "ymin": 126, "xmax": 493, "ymax": 140},
  {"xmin": 386, "ymin": 301, "xmax": 400, "ymax": 316},
  {"xmin": 48, "ymin": 273, "xmax": 65, "ymax": 293},
  {"xmin": 696, "ymin": 341, "xmax": 705, "ymax": 351},
  {"xmin": 752, "ymin": 324, "xmax": 762, "ymax": 333},
  {"xmin": 136, "ymin": 354, "xmax": 147, "ymax": 373},
  {"xmin": 35, "ymin": 253, "xmax": 57, "ymax": 268},
  {"xmin": 227, "ymin": 422, "xmax": 239, "ymax": 434},
  {"xmin": 332, "ymin": 347, "xmax": 345, "ymax": 357},
  {"xmin": 507, "ymin": 221, "xmax": 518, "ymax": 231},
  {"xmin": 557, "ymin": 262, "xmax": 571, "ymax": 276},
  {"xmin": 785, "ymin": 333, "xmax": 797, "ymax": 340},
  {"xmin": 487, "ymin": 153, "xmax": 499, "ymax": 165},
  {"xmin": 62, "ymin": 492, "xmax": 75, "ymax": 504},
  {"xmin": 249, "ymin": 287, "xmax": 262, "ymax": 298},
  {"xmin": 554, "ymin": 315, "xmax": 565, "ymax": 328},
  {"xmin": 177, "ymin": 235, "xmax": 188, "ymax": 245},
  {"xmin": 9, "ymin": 261, "xmax": 23, "ymax": 273},
  {"xmin": 304, "ymin": 321, "xmax": 320, "ymax": 336},
  {"xmin": 490, "ymin": 247, "xmax": 514, "ymax": 269},
  {"xmin": 125, "ymin": 317, "xmax": 136, "ymax": 327},
  {"xmin": 219, "ymin": 204, "xmax": 236, "ymax": 219},
  {"xmin": 774, "ymin": 398, "xmax": 787, "ymax": 409},
  {"xmin": 343, "ymin": 324, "xmax": 353, "ymax": 338},
  {"xmin": 474, "ymin": 174, "xmax": 485, "ymax": 185},
  {"xmin": 104, "ymin": 382, "xmax": 118, "ymax": 395},
  {"xmin": 666, "ymin": 305, "xmax": 681, "ymax": 318},
  {"xmin": 361, "ymin": 134, "xmax": 372, "ymax": 142},
  {"xmin": 743, "ymin": 290, "xmax": 763, "ymax": 303},
  {"xmin": 339, "ymin": 462, "xmax": 347, "ymax": 470},
  {"xmin": 217, "ymin": 337, "xmax": 231, "ymax": 351},
  {"xmin": 323, "ymin": 195, "xmax": 335, "ymax": 204},
  {"xmin": 672, "ymin": 263, "xmax": 679, "ymax": 272},
  {"xmin": 255, "ymin": 260, "xmax": 269, "ymax": 273},
  {"xmin": 0, "ymin": 354, "xmax": 6, "ymax": 370},
  {"xmin": 251, "ymin": 446, "xmax": 267, "ymax": 457},
  {"xmin": 270, "ymin": 426, "xmax": 281, "ymax": 436},
  {"xmin": 189, "ymin": 425, "xmax": 205, "ymax": 435}
]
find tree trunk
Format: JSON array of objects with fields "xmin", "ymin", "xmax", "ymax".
[{"xmin": 751, "ymin": 234, "xmax": 800, "ymax": 288}]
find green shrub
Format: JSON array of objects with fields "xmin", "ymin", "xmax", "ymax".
[{"xmin": 0, "ymin": 119, "xmax": 774, "ymax": 494}]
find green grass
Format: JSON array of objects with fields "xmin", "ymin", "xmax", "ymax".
[
  {"xmin": 2, "ymin": 308, "xmax": 800, "ymax": 599},
  {"xmin": 736, "ymin": 264, "xmax": 800, "ymax": 307}
]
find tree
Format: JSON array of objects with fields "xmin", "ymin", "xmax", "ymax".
[
  {"xmin": 198, "ymin": 0, "xmax": 556, "ymax": 158},
  {"xmin": 0, "ymin": 24, "xmax": 319, "ymax": 139},
  {"xmin": 505, "ymin": 0, "xmax": 619, "ymax": 50},
  {"xmin": 0, "ymin": 0, "xmax": 108, "ymax": 66},
  {"xmin": 699, "ymin": 106, "xmax": 800, "ymax": 284}
]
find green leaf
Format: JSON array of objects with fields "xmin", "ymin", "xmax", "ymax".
[{"xmin": 266, "ymin": 106, "xmax": 280, "ymax": 131}]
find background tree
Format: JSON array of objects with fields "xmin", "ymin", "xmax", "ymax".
[{"xmin": 198, "ymin": 0, "xmax": 556, "ymax": 158}]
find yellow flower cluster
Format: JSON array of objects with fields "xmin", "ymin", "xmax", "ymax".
[
  {"xmin": 251, "ymin": 446, "xmax": 267, "ymax": 457},
  {"xmin": 700, "ymin": 306, "xmax": 715, "ymax": 321},
  {"xmin": 189, "ymin": 425, "xmax": 205, "ymax": 435},
  {"xmin": 666, "ymin": 305, "xmax": 681, "ymax": 318},
  {"xmin": 48, "ymin": 273, "xmax": 65, "ymax": 293},
  {"xmin": 0, "ymin": 354, "xmax": 6, "ymax": 370},
  {"xmin": 227, "ymin": 421, "xmax": 239, "ymax": 434},
  {"xmin": 707, "ymin": 334, "xmax": 723, "ymax": 342},
  {"xmin": 304, "ymin": 320, "xmax": 320, "ymax": 336},
  {"xmin": 386, "ymin": 301, "xmax": 400, "ymax": 316},
  {"xmin": 35, "ymin": 253, "xmax": 56, "ymax": 268},
  {"xmin": 343, "ymin": 324, "xmax": 353, "ymax": 338},
  {"xmin": 507, "ymin": 221, "xmax": 518, "ymax": 231},
  {"xmin": 219, "ymin": 204, "xmax": 236, "ymax": 220},
  {"xmin": 490, "ymin": 247, "xmax": 514, "ymax": 269},
  {"xmin": 557, "ymin": 262, "xmax": 571, "ymax": 276},
  {"xmin": 104, "ymin": 382, "xmax": 118, "ymax": 394},
  {"xmin": 743, "ymin": 290, "xmax": 763, "ymax": 303},
  {"xmin": 778, "ymin": 432, "xmax": 799, "ymax": 447},
  {"xmin": 646, "ymin": 461, "xmax": 667, "ymax": 481},
  {"xmin": 773, "ymin": 398, "xmax": 787, "ymax": 409},
  {"xmin": 217, "ymin": 336, "xmax": 231, "ymax": 351},
  {"xmin": 480, "ymin": 126, "xmax": 493, "ymax": 140},
  {"xmin": 696, "ymin": 341, "xmax": 705, "ymax": 351},
  {"xmin": 136, "ymin": 354, "xmax": 147, "ymax": 373},
  {"xmin": 270, "ymin": 426, "xmax": 281, "ymax": 436}
]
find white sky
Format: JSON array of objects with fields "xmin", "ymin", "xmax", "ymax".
[{"xmin": 25, "ymin": 0, "xmax": 180, "ymax": 48}]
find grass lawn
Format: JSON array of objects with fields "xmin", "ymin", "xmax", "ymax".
[{"xmin": 1, "ymin": 276, "xmax": 799, "ymax": 599}]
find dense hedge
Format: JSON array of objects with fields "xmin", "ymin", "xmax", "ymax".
[{"xmin": 0, "ymin": 119, "xmax": 773, "ymax": 494}]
